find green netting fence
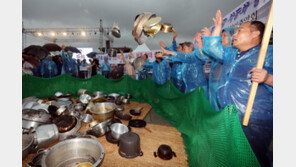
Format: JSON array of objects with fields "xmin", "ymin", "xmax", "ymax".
[{"xmin": 22, "ymin": 74, "xmax": 260, "ymax": 167}]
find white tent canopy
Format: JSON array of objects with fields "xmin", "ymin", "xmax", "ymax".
[{"xmin": 133, "ymin": 43, "xmax": 151, "ymax": 53}]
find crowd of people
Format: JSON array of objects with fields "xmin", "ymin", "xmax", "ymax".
[
  {"xmin": 22, "ymin": 9, "xmax": 273, "ymax": 167},
  {"xmin": 153, "ymin": 10, "xmax": 273, "ymax": 167},
  {"xmin": 22, "ymin": 45, "xmax": 104, "ymax": 79}
]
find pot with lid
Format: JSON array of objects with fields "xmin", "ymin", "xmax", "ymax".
[
  {"xmin": 118, "ymin": 132, "xmax": 143, "ymax": 159},
  {"xmin": 154, "ymin": 144, "xmax": 176, "ymax": 160}
]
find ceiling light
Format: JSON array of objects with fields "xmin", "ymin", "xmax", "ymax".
[
  {"xmin": 81, "ymin": 31, "xmax": 86, "ymax": 36},
  {"xmin": 37, "ymin": 32, "xmax": 42, "ymax": 36},
  {"xmin": 62, "ymin": 32, "xmax": 67, "ymax": 36}
]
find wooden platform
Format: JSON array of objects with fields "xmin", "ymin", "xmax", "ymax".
[{"xmin": 22, "ymin": 101, "xmax": 188, "ymax": 167}]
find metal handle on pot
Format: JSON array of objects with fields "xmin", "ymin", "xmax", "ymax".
[
  {"xmin": 173, "ymin": 151, "xmax": 176, "ymax": 157},
  {"xmin": 153, "ymin": 152, "xmax": 157, "ymax": 158},
  {"xmin": 139, "ymin": 151, "xmax": 143, "ymax": 156}
]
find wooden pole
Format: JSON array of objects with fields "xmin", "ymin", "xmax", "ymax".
[{"xmin": 242, "ymin": 1, "xmax": 273, "ymax": 126}]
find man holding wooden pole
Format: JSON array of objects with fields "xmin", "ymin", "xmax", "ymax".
[{"xmin": 202, "ymin": 10, "xmax": 273, "ymax": 167}]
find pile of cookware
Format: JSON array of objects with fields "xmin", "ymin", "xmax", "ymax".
[
  {"xmin": 23, "ymin": 89, "xmax": 177, "ymax": 166},
  {"xmin": 22, "ymin": 89, "xmax": 136, "ymax": 165}
]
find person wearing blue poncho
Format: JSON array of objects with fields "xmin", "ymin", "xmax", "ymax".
[
  {"xmin": 198, "ymin": 27, "xmax": 237, "ymax": 111},
  {"xmin": 60, "ymin": 50, "xmax": 78, "ymax": 77},
  {"xmin": 160, "ymin": 40, "xmax": 208, "ymax": 93},
  {"xmin": 100, "ymin": 57, "xmax": 111, "ymax": 78},
  {"xmin": 40, "ymin": 54, "xmax": 58, "ymax": 78},
  {"xmin": 151, "ymin": 52, "xmax": 171, "ymax": 85},
  {"xmin": 203, "ymin": 10, "xmax": 273, "ymax": 167},
  {"xmin": 137, "ymin": 54, "xmax": 153, "ymax": 80}
]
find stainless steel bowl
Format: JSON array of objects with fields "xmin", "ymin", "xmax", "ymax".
[
  {"xmin": 122, "ymin": 98, "xmax": 130, "ymax": 104},
  {"xmin": 79, "ymin": 94, "xmax": 92, "ymax": 104},
  {"xmin": 108, "ymin": 93, "xmax": 120, "ymax": 100},
  {"xmin": 80, "ymin": 114, "xmax": 93, "ymax": 123},
  {"xmin": 78, "ymin": 89, "xmax": 89, "ymax": 96},
  {"xmin": 89, "ymin": 102, "xmax": 117, "ymax": 122},
  {"xmin": 87, "ymin": 119, "xmax": 112, "ymax": 137},
  {"xmin": 41, "ymin": 138, "xmax": 105, "ymax": 167},
  {"xmin": 54, "ymin": 92, "xmax": 63, "ymax": 97},
  {"xmin": 110, "ymin": 123, "xmax": 129, "ymax": 140},
  {"xmin": 74, "ymin": 103, "xmax": 84, "ymax": 112},
  {"xmin": 93, "ymin": 91, "xmax": 104, "ymax": 99}
]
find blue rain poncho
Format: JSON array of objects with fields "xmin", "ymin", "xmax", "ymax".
[
  {"xmin": 100, "ymin": 61, "xmax": 111, "ymax": 72},
  {"xmin": 138, "ymin": 59, "xmax": 153, "ymax": 80},
  {"xmin": 60, "ymin": 51, "xmax": 78, "ymax": 77},
  {"xmin": 163, "ymin": 42, "xmax": 186, "ymax": 92},
  {"xmin": 40, "ymin": 55, "xmax": 58, "ymax": 78},
  {"xmin": 203, "ymin": 35, "xmax": 273, "ymax": 167},
  {"xmin": 151, "ymin": 59, "xmax": 171, "ymax": 85},
  {"xmin": 202, "ymin": 27, "xmax": 237, "ymax": 111},
  {"xmin": 168, "ymin": 49, "xmax": 208, "ymax": 93}
]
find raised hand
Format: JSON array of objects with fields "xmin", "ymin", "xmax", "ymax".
[
  {"xmin": 159, "ymin": 41, "xmax": 166, "ymax": 48},
  {"xmin": 201, "ymin": 27, "xmax": 211, "ymax": 37},
  {"xmin": 211, "ymin": 10, "xmax": 223, "ymax": 36},
  {"xmin": 195, "ymin": 32, "xmax": 203, "ymax": 49},
  {"xmin": 119, "ymin": 49, "xmax": 124, "ymax": 54}
]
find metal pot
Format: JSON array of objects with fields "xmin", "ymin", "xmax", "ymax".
[
  {"xmin": 22, "ymin": 119, "xmax": 42, "ymax": 130},
  {"xmin": 124, "ymin": 93, "xmax": 132, "ymax": 99},
  {"xmin": 122, "ymin": 98, "xmax": 130, "ymax": 104},
  {"xmin": 93, "ymin": 91, "xmax": 104, "ymax": 99},
  {"xmin": 160, "ymin": 23, "xmax": 174, "ymax": 33},
  {"xmin": 54, "ymin": 92, "xmax": 63, "ymax": 98},
  {"xmin": 80, "ymin": 113, "xmax": 93, "ymax": 123},
  {"xmin": 22, "ymin": 109, "xmax": 51, "ymax": 125},
  {"xmin": 78, "ymin": 89, "xmax": 89, "ymax": 96},
  {"xmin": 154, "ymin": 144, "xmax": 176, "ymax": 160},
  {"xmin": 74, "ymin": 103, "xmax": 84, "ymax": 112},
  {"xmin": 35, "ymin": 124, "xmax": 59, "ymax": 150},
  {"xmin": 89, "ymin": 102, "xmax": 117, "ymax": 122},
  {"xmin": 108, "ymin": 93, "xmax": 120, "ymax": 100},
  {"xmin": 22, "ymin": 133, "xmax": 35, "ymax": 160},
  {"xmin": 79, "ymin": 94, "xmax": 92, "ymax": 104},
  {"xmin": 110, "ymin": 123, "xmax": 129, "ymax": 140},
  {"xmin": 118, "ymin": 132, "xmax": 143, "ymax": 159},
  {"xmin": 58, "ymin": 117, "xmax": 82, "ymax": 141},
  {"xmin": 41, "ymin": 138, "xmax": 105, "ymax": 167}
]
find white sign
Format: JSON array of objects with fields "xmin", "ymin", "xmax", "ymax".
[{"xmin": 210, "ymin": 0, "xmax": 272, "ymax": 30}]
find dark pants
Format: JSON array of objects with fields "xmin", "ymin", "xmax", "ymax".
[
  {"xmin": 239, "ymin": 116, "xmax": 273, "ymax": 167},
  {"xmin": 102, "ymin": 71, "xmax": 110, "ymax": 78}
]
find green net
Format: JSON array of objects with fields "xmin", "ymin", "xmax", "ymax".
[{"xmin": 22, "ymin": 74, "xmax": 260, "ymax": 167}]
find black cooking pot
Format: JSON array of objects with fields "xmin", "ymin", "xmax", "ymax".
[
  {"xmin": 154, "ymin": 144, "xmax": 176, "ymax": 160},
  {"xmin": 118, "ymin": 132, "xmax": 143, "ymax": 159}
]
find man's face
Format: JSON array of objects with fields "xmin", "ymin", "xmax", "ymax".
[
  {"xmin": 233, "ymin": 22, "xmax": 255, "ymax": 48},
  {"xmin": 183, "ymin": 46, "xmax": 193, "ymax": 53},
  {"xmin": 177, "ymin": 45, "xmax": 183, "ymax": 52},
  {"xmin": 62, "ymin": 45, "xmax": 65, "ymax": 50},
  {"xmin": 69, "ymin": 54, "xmax": 72, "ymax": 58},
  {"xmin": 105, "ymin": 58, "xmax": 108, "ymax": 62},
  {"xmin": 221, "ymin": 31, "xmax": 229, "ymax": 47}
]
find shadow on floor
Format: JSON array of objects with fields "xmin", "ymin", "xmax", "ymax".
[{"xmin": 144, "ymin": 108, "xmax": 173, "ymax": 127}]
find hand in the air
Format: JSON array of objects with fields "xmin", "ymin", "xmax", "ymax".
[
  {"xmin": 159, "ymin": 41, "xmax": 166, "ymax": 48},
  {"xmin": 201, "ymin": 27, "xmax": 211, "ymax": 37},
  {"xmin": 213, "ymin": 10, "xmax": 223, "ymax": 28},
  {"xmin": 195, "ymin": 32, "xmax": 203, "ymax": 49}
]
